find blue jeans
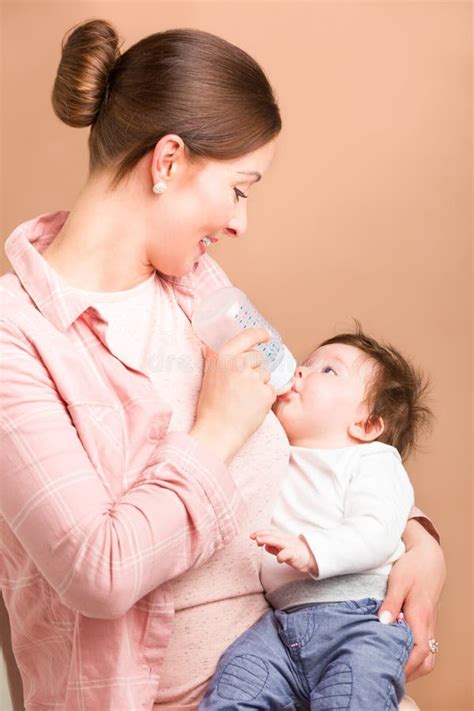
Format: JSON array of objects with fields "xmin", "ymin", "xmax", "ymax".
[{"xmin": 199, "ymin": 598, "xmax": 413, "ymax": 710}]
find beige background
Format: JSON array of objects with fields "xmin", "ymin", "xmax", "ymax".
[{"xmin": 1, "ymin": 1, "xmax": 472, "ymax": 710}]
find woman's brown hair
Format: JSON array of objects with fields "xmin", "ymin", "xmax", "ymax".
[{"xmin": 51, "ymin": 19, "xmax": 281, "ymax": 190}]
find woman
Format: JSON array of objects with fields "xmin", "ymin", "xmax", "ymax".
[{"xmin": 0, "ymin": 19, "xmax": 445, "ymax": 711}]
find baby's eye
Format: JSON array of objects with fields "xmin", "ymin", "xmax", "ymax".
[
  {"xmin": 322, "ymin": 366, "xmax": 337, "ymax": 375},
  {"xmin": 234, "ymin": 187, "xmax": 248, "ymax": 202}
]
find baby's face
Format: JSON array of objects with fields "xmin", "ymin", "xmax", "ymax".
[{"xmin": 273, "ymin": 343, "xmax": 378, "ymax": 447}]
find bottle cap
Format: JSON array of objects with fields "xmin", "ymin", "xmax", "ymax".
[{"xmin": 270, "ymin": 345, "xmax": 297, "ymax": 394}]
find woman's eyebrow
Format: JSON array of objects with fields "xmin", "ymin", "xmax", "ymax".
[{"xmin": 237, "ymin": 171, "xmax": 262, "ymax": 183}]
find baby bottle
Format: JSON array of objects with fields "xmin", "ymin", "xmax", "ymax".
[{"xmin": 192, "ymin": 286, "xmax": 297, "ymax": 394}]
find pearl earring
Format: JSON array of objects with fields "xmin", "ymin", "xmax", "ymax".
[{"xmin": 152, "ymin": 180, "xmax": 167, "ymax": 194}]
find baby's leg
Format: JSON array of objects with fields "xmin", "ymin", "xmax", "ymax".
[
  {"xmin": 300, "ymin": 599, "xmax": 413, "ymax": 711},
  {"xmin": 400, "ymin": 695, "xmax": 421, "ymax": 710},
  {"xmin": 199, "ymin": 609, "xmax": 305, "ymax": 710}
]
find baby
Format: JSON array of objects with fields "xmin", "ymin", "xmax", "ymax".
[{"xmin": 200, "ymin": 325, "xmax": 432, "ymax": 711}]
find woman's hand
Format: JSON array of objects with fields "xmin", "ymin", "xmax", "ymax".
[
  {"xmin": 190, "ymin": 328, "xmax": 277, "ymax": 463},
  {"xmin": 378, "ymin": 519, "xmax": 446, "ymax": 681}
]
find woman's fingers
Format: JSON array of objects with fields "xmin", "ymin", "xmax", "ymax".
[
  {"xmin": 404, "ymin": 614, "xmax": 431, "ymax": 679},
  {"xmin": 381, "ymin": 565, "xmax": 439, "ymax": 681},
  {"xmin": 378, "ymin": 576, "xmax": 407, "ymax": 625},
  {"xmin": 380, "ymin": 527, "xmax": 445, "ymax": 682},
  {"xmin": 219, "ymin": 328, "xmax": 271, "ymax": 357},
  {"xmin": 256, "ymin": 366, "xmax": 271, "ymax": 383},
  {"xmin": 236, "ymin": 351, "xmax": 266, "ymax": 370},
  {"xmin": 405, "ymin": 606, "xmax": 438, "ymax": 681},
  {"xmin": 206, "ymin": 345, "xmax": 268, "ymax": 377},
  {"xmin": 194, "ymin": 325, "xmax": 277, "ymax": 462},
  {"xmin": 406, "ymin": 648, "xmax": 436, "ymax": 681}
]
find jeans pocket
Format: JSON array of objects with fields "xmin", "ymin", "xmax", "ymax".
[{"xmin": 345, "ymin": 597, "xmax": 381, "ymax": 615}]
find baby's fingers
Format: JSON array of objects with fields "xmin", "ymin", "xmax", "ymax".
[
  {"xmin": 276, "ymin": 548, "xmax": 294, "ymax": 565},
  {"xmin": 250, "ymin": 531, "xmax": 287, "ymax": 551},
  {"xmin": 250, "ymin": 529, "xmax": 280, "ymax": 540},
  {"xmin": 264, "ymin": 545, "xmax": 281, "ymax": 556},
  {"xmin": 255, "ymin": 535, "xmax": 284, "ymax": 551}
]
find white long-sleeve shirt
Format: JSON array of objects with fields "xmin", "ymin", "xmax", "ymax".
[{"xmin": 261, "ymin": 441, "xmax": 415, "ymax": 608}]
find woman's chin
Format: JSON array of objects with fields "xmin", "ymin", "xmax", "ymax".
[{"xmin": 154, "ymin": 258, "xmax": 198, "ymax": 278}]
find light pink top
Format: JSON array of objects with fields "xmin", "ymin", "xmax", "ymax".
[
  {"xmin": 0, "ymin": 210, "xmax": 436, "ymax": 710},
  {"xmin": 78, "ymin": 273, "xmax": 290, "ymax": 708}
]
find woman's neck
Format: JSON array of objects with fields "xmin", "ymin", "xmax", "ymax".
[{"xmin": 42, "ymin": 170, "xmax": 155, "ymax": 292}]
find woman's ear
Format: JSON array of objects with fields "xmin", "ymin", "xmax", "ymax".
[
  {"xmin": 151, "ymin": 134, "xmax": 186, "ymax": 183},
  {"xmin": 348, "ymin": 416, "xmax": 384, "ymax": 443}
]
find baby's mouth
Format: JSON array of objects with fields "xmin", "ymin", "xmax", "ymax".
[
  {"xmin": 277, "ymin": 389, "xmax": 297, "ymax": 401},
  {"xmin": 277, "ymin": 378, "xmax": 299, "ymax": 401}
]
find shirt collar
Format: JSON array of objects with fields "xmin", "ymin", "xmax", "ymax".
[
  {"xmin": 4, "ymin": 210, "xmax": 198, "ymax": 332},
  {"xmin": 4, "ymin": 210, "xmax": 98, "ymax": 332}
]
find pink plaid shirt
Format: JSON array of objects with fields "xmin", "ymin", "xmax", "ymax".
[
  {"xmin": 0, "ymin": 210, "xmax": 248, "ymax": 710},
  {"xmin": 0, "ymin": 211, "xmax": 437, "ymax": 710}
]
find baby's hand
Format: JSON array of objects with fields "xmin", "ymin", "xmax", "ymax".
[{"xmin": 250, "ymin": 529, "xmax": 319, "ymax": 576}]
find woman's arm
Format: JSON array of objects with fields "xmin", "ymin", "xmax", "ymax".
[
  {"xmin": 378, "ymin": 518, "xmax": 446, "ymax": 681},
  {"xmin": 0, "ymin": 318, "xmax": 245, "ymax": 621},
  {"xmin": 408, "ymin": 505, "xmax": 440, "ymax": 543}
]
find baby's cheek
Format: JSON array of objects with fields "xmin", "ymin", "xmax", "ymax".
[
  {"xmin": 275, "ymin": 407, "xmax": 299, "ymax": 438},
  {"xmin": 272, "ymin": 403, "xmax": 289, "ymax": 430}
]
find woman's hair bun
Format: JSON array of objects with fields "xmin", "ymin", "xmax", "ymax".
[{"xmin": 51, "ymin": 19, "xmax": 122, "ymax": 127}]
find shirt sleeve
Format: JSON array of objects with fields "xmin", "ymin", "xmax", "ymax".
[
  {"xmin": 408, "ymin": 505, "xmax": 440, "ymax": 544},
  {"xmin": 302, "ymin": 450, "xmax": 415, "ymax": 580},
  {"xmin": 0, "ymin": 319, "xmax": 245, "ymax": 620}
]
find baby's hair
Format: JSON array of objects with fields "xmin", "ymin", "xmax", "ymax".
[{"xmin": 318, "ymin": 322, "xmax": 433, "ymax": 460}]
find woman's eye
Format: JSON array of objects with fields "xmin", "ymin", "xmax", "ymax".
[
  {"xmin": 322, "ymin": 366, "xmax": 337, "ymax": 375},
  {"xmin": 234, "ymin": 187, "xmax": 248, "ymax": 202}
]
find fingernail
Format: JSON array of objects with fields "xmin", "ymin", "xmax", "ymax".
[{"xmin": 379, "ymin": 611, "xmax": 393, "ymax": 624}]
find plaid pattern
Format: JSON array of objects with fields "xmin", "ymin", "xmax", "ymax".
[
  {"xmin": 0, "ymin": 211, "xmax": 436, "ymax": 710},
  {"xmin": 0, "ymin": 211, "xmax": 245, "ymax": 710}
]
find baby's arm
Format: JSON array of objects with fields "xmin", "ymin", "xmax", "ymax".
[
  {"xmin": 252, "ymin": 450, "xmax": 414, "ymax": 578},
  {"xmin": 250, "ymin": 528, "xmax": 319, "ymax": 574}
]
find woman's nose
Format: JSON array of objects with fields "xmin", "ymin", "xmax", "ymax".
[{"xmin": 225, "ymin": 203, "xmax": 248, "ymax": 238}]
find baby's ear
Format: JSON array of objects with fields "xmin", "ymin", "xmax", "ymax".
[{"xmin": 349, "ymin": 416, "xmax": 384, "ymax": 443}]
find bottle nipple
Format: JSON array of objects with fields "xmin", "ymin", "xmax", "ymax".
[{"xmin": 271, "ymin": 345, "xmax": 297, "ymax": 394}]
